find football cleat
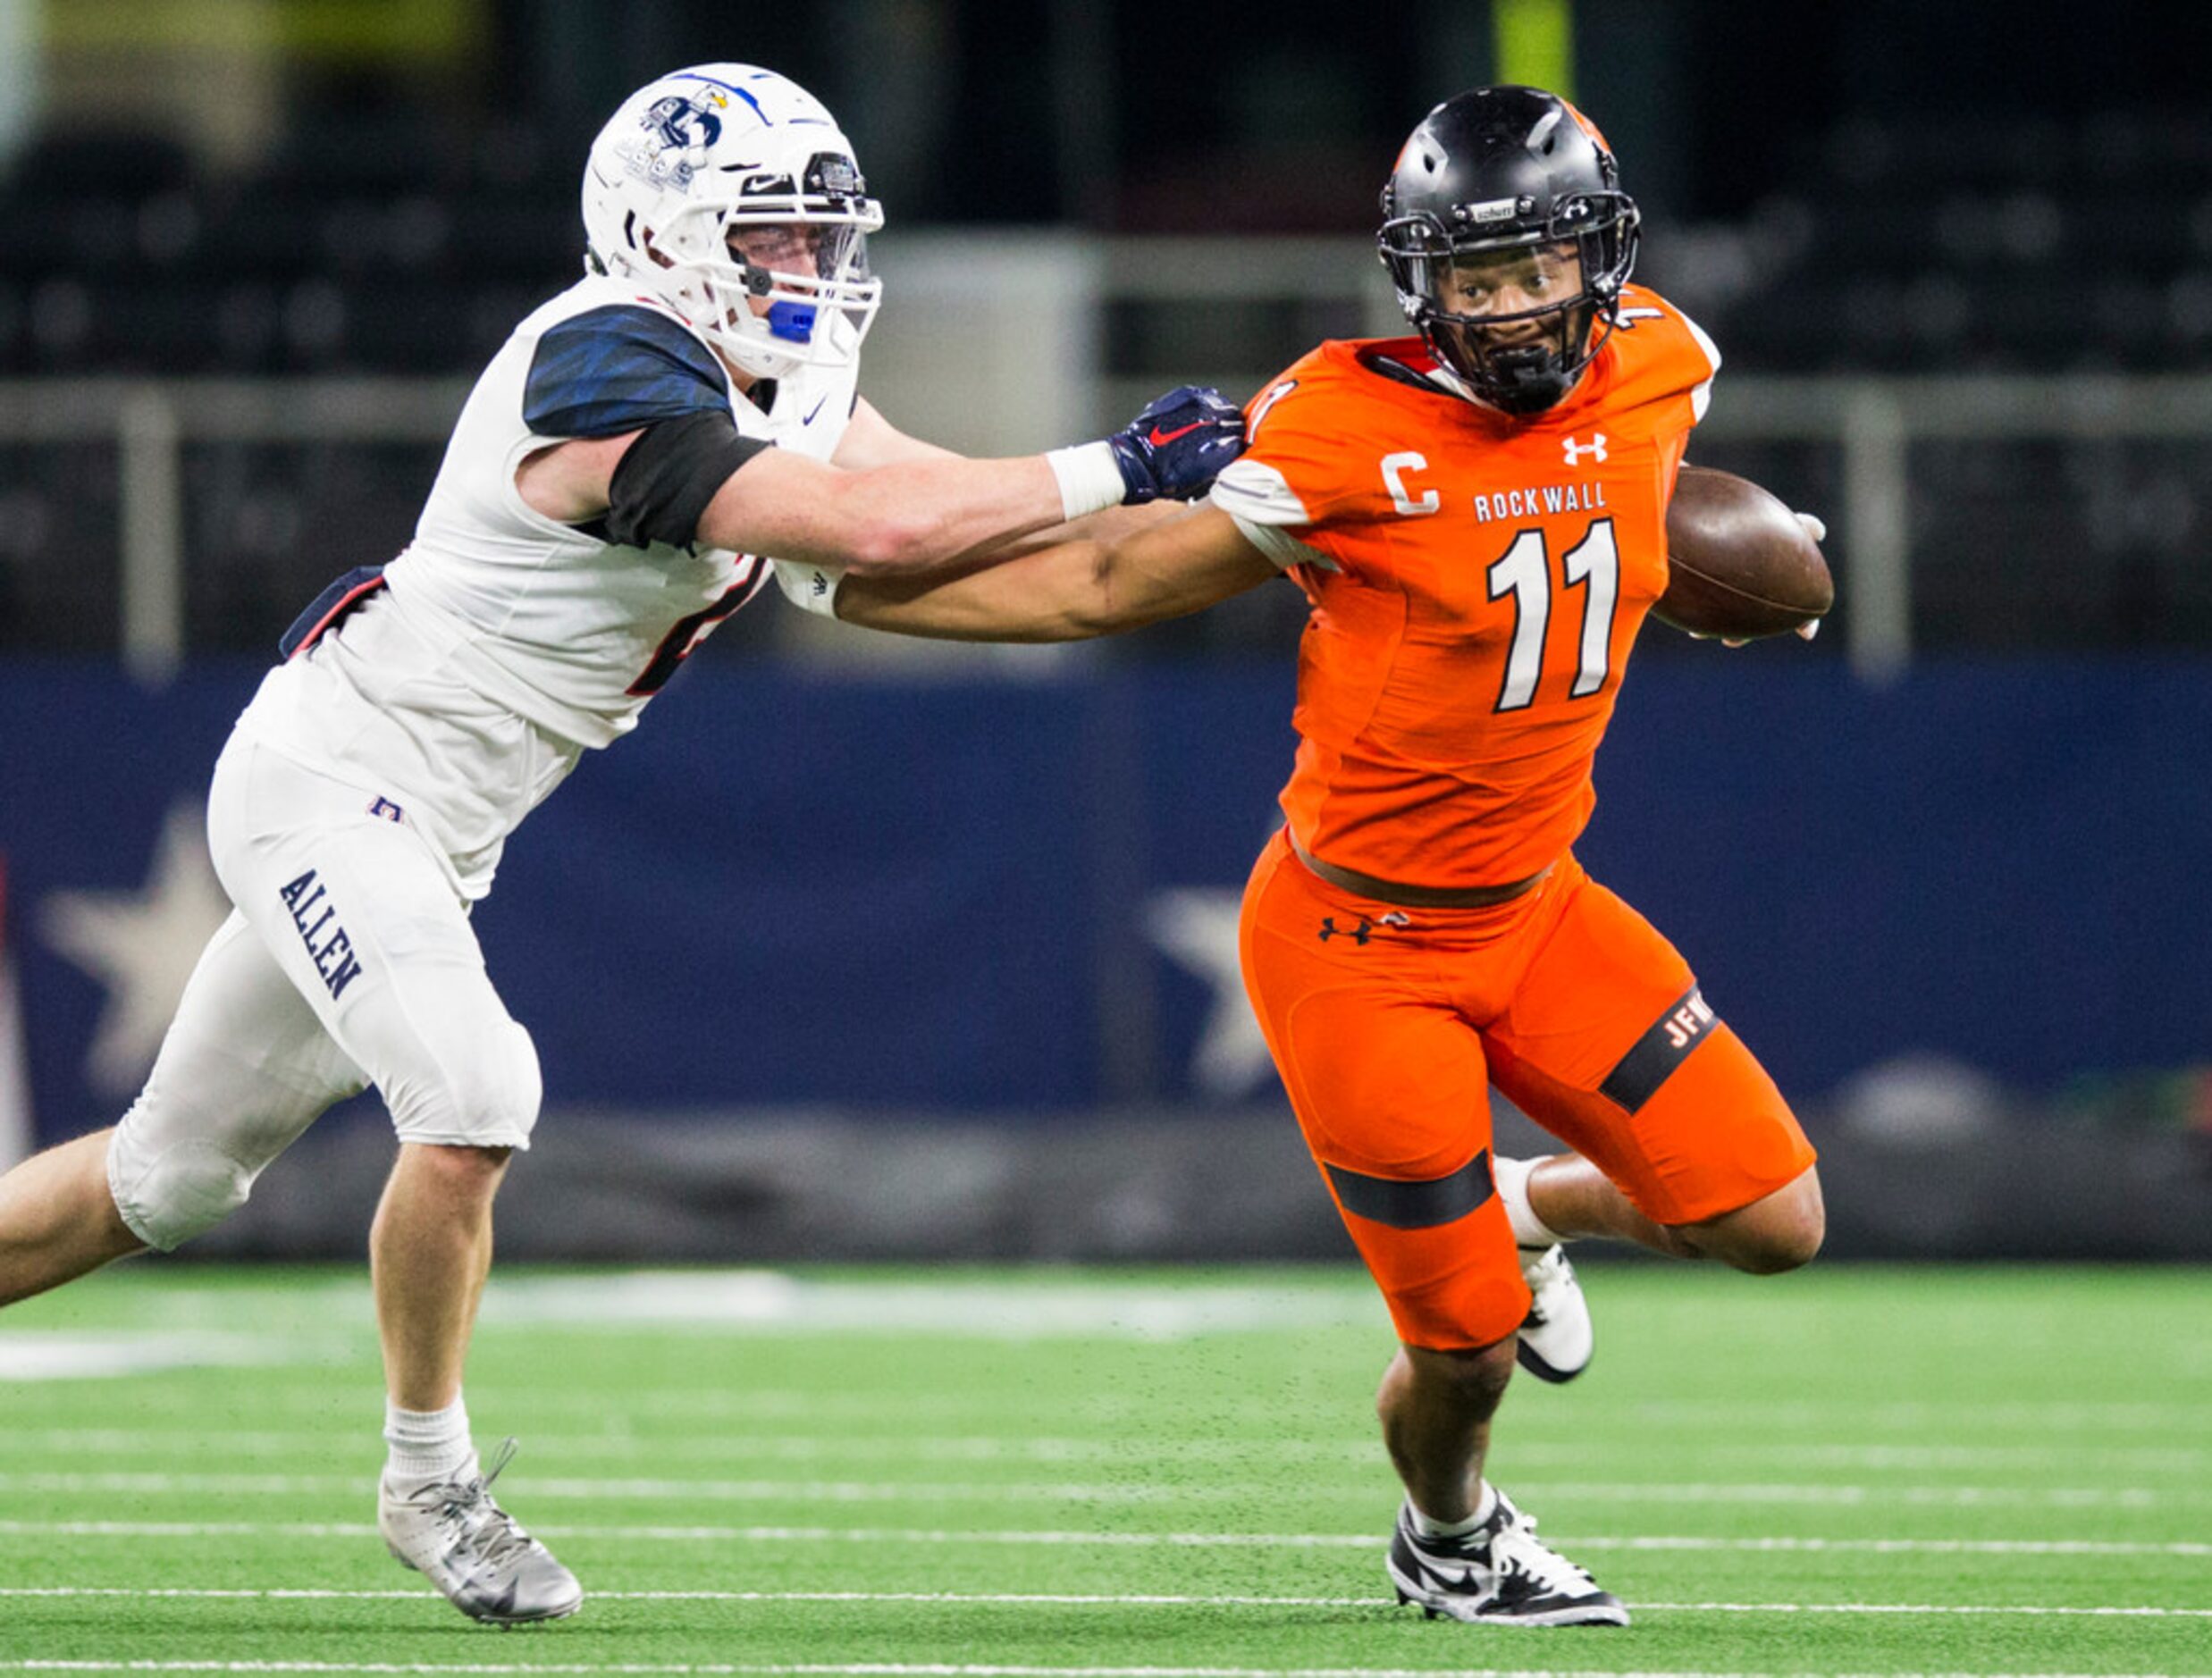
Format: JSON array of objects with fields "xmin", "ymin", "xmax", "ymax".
[
  {"xmin": 379, "ymin": 1438, "xmax": 582, "ymax": 1625},
  {"xmin": 1515, "ymin": 1243, "xmax": 1593, "ymax": 1383},
  {"xmin": 1387, "ymin": 1489, "xmax": 1628, "ymax": 1627}
]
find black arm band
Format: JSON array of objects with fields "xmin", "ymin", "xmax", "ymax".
[{"xmin": 603, "ymin": 410, "xmax": 774, "ymax": 550}]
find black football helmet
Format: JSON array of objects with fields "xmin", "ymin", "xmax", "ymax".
[{"xmin": 1379, "ymin": 86, "xmax": 1640, "ymax": 414}]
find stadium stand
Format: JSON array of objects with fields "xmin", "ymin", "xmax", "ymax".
[{"xmin": 4, "ymin": 101, "xmax": 2211, "ymax": 657}]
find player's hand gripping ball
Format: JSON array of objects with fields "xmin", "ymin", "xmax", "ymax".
[
  {"xmin": 1106, "ymin": 385, "xmax": 1247, "ymax": 504},
  {"xmin": 1657, "ymin": 466, "xmax": 1834, "ymax": 643}
]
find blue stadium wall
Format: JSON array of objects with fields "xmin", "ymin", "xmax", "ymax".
[{"xmin": 4, "ymin": 656, "xmax": 2209, "ymax": 1259}]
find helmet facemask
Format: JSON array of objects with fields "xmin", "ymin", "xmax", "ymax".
[
  {"xmin": 1381, "ymin": 189, "xmax": 1639, "ymax": 414},
  {"xmin": 622, "ymin": 154, "xmax": 882, "ymax": 381}
]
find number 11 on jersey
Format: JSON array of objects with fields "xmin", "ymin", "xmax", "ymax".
[{"xmin": 1486, "ymin": 518, "xmax": 1620, "ymax": 712}]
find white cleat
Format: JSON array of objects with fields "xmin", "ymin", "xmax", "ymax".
[
  {"xmin": 1515, "ymin": 1244, "xmax": 1593, "ymax": 1383},
  {"xmin": 378, "ymin": 1438, "xmax": 582, "ymax": 1625},
  {"xmin": 1387, "ymin": 1490, "xmax": 1628, "ymax": 1627}
]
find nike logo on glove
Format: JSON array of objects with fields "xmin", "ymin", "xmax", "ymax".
[{"xmin": 1147, "ymin": 420, "xmax": 1206, "ymax": 446}]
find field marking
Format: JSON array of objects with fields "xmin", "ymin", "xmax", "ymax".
[
  {"xmin": 8, "ymin": 1430, "xmax": 2203, "ymax": 1476},
  {"xmin": 1, "ymin": 1520, "xmax": 2207, "ymax": 1557},
  {"xmin": 242, "ymin": 1386, "xmax": 2212, "ymax": 1429},
  {"xmin": 5, "ymin": 1271, "xmax": 1392, "ymax": 1347},
  {"xmin": 472, "ymin": 1272, "xmax": 1391, "ymax": 1341},
  {"xmin": 1623, "ymin": 1400, "xmax": 2212, "ymax": 1436},
  {"xmin": 0, "ymin": 1472, "xmax": 2186, "ymax": 1510},
  {"xmin": 0, "ymin": 1333, "xmax": 322, "ymax": 1382},
  {"xmin": 2, "ymin": 1587, "xmax": 2209, "ymax": 1617},
  {"xmin": 3, "ymin": 1662, "xmax": 2210, "ymax": 1678}
]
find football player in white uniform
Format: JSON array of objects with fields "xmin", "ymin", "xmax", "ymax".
[{"xmin": 0, "ymin": 64, "xmax": 1242, "ymax": 1625}]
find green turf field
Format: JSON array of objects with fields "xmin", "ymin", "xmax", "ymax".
[{"xmin": 0, "ymin": 1262, "xmax": 2206, "ymax": 1676}]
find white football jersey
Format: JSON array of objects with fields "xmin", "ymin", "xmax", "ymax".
[{"xmin": 234, "ymin": 273, "xmax": 857, "ymax": 897}]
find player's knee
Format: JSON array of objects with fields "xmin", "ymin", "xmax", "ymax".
[
  {"xmin": 105, "ymin": 1120, "xmax": 258, "ymax": 1252},
  {"xmin": 1392, "ymin": 1337, "xmax": 1518, "ymax": 1418},
  {"xmin": 390, "ymin": 1137, "xmax": 515, "ymax": 1224},
  {"xmin": 1765, "ymin": 1192, "xmax": 1826, "ymax": 1271},
  {"xmin": 396, "ymin": 1019, "xmax": 542, "ymax": 1149},
  {"xmin": 1712, "ymin": 1170, "xmax": 1825, "ymax": 1274},
  {"xmin": 1727, "ymin": 1221, "xmax": 1821, "ymax": 1275},
  {"xmin": 466, "ymin": 1019, "xmax": 541, "ymax": 1144}
]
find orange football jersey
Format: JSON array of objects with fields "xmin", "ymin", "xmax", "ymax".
[{"xmin": 1210, "ymin": 285, "xmax": 1720, "ymax": 888}]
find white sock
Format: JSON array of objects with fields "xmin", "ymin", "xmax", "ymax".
[
  {"xmin": 1493, "ymin": 1154, "xmax": 1565, "ymax": 1249},
  {"xmin": 1410, "ymin": 1481, "xmax": 1500, "ymax": 1539},
  {"xmin": 383, "ymin": 1397, "xmax": 474, "ymax": 1487}
]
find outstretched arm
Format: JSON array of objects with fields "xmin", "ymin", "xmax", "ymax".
[
  {"xmin": 521, "ymin": 426, "xmax": 1084, "ymax": 577},
  {"xmin": 517, "ymin": 386, "xmax": 1244, "ymax": 580},
  {"xmin": 832, "ymin": 396, "xmax": 1183, "ymax": 557},
  {"xmin": 696, "ymin": 446, "xmax": 1073, "ymax": 575},
  {"xmin": 828, "ymin": 502, "xmax": 1283, "ymax": 642}
]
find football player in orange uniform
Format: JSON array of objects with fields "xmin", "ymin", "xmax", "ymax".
[{"xmin": 791, "ymin": 86, "xmax": 1824, "ymax": 1628}]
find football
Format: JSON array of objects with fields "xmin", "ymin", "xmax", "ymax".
[{"xmin": 1656, "ymin": 466, "xmax": 1834, "ymax": 641}]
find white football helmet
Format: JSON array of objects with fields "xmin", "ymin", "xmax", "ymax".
[{"xmin": 581, "ymin": 64, "xmax": 883, "ymax": 380}]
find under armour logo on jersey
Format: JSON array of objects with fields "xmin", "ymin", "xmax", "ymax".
[
  {"xmin": 1562, "ymin": 433, "xmax": 1609, "ymax": 466},
  {"xmin": 1318, "ymin": 910, "xmax": 1410, "ymax": 945}
]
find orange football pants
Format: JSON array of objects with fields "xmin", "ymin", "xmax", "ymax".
[{"xmin": 1238, "ymin": 830, "xmax": 1816, "ymax": 1351}]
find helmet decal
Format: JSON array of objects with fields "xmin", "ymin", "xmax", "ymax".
[
  {"xmin": 1561, "ymin": 99, "xmax": 1613, "ymax": 155},
  {"xmin": 618, "ymin": 91, "xmax": 730, "ymax": 194},
  {"xmin": 643, "ymin": 92, "xmax": 725, "ymax": 152},
  {"xmin": 807, "ymin": 154, "xmax": 863, "ymax": 197}
]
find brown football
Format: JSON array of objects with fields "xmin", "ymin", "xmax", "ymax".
[{"xmin": 1656, "ymin": 466, "xmax": 1834, "ymax": 641}]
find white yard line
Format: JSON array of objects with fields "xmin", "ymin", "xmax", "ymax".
[
  {"xmin": 0, "ymin": 1333, "xmax": 321, "ymax": 1382},
  {"xmin": 1, "ymin": 1588, "xmax": 2209, "ymax": 1617},
  {"xmin": 0, "ymin": 1472, "xmax": 2183, "ymax": 1509},
  {"xmin": 3, "ymin": 1274, "xmax": 1389, "ymax": 1347},
  {"xmin": 243, "ymin": 1387, "xmax": 2212, "ymax": 1430},
  {"xmin": 0, "ymin": 1660, "xmax": 2208, "ymax": 1678},
  {"xmin": 5, "ymin": 1430, "xmax": 2201, "ymax": 1475},
  {"xmin": 1623, "ymin": 1400, "xmax": 2210, "ymax": 1435},
  {"xmin": 0, "ymin": 1474, "xmax": 1350, "ymax": 1507},
  {"xmin": 472, "ymin": 1273, "xmax": 1392, "ymax": 1340},
  {"xmin": 0, "ymin": 1520, "xmax": 2204, "ymax": 1556}
]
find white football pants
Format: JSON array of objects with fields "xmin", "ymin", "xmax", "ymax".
[{"xmin": 107, "ymin": 734, "xmax": 541, "ymax": 1251}]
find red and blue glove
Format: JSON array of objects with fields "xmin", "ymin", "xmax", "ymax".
[{"xmin": 1105, "ymin": 385, "xmax": 1247, "ymax": 504}]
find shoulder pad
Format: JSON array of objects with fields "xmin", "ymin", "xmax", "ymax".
[{"xmin": 524, "ymin": 304, "xmax": 733, "ymax": 438}]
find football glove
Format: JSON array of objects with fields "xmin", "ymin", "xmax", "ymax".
[{"xmin": 1105, "ymin": 385, "xmax": 1246, "ymax": 504}]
